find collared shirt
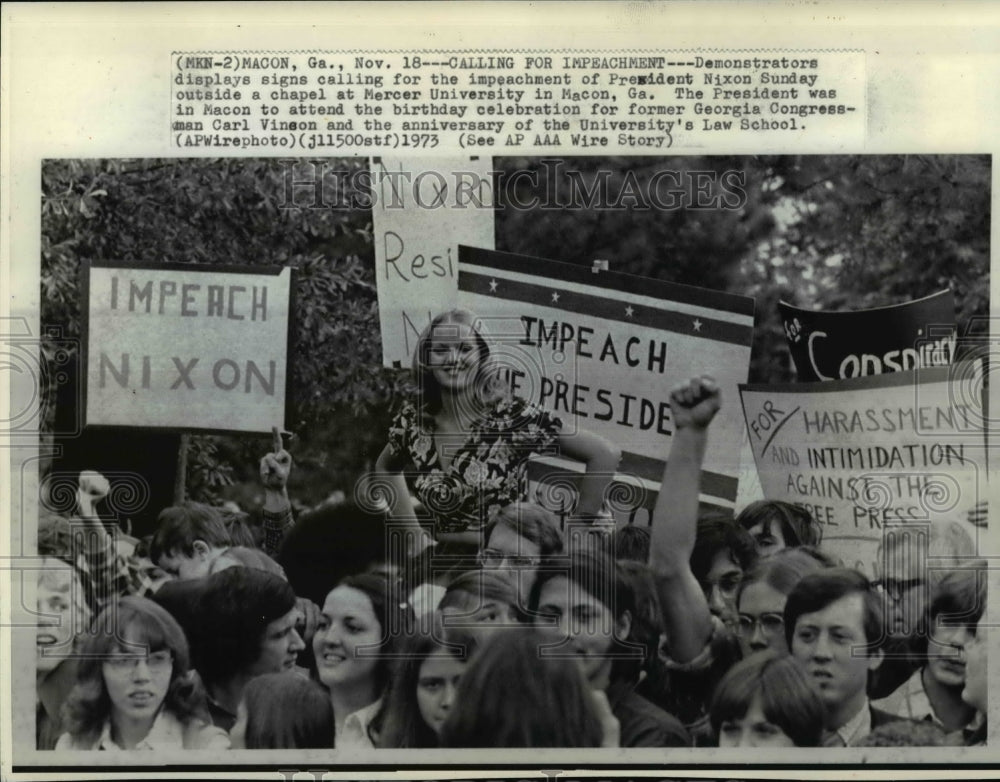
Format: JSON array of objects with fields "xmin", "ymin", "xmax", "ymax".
[
  {"xmin": 55, "ymin": 711, "xmax": 230, "ymax": 751},
  {"xmin": 336, "ymin": 699, "xmax": 381, "ymax": 750},
  {"xmin": 873, "ymin": 667, "xmax": 985, "ymax": 735},
  {"xmin": 824, "ymin": 700, "xmax": 872, "ymax": 747}
]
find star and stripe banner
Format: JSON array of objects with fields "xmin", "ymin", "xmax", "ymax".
[{"xmin": 458, "ymin": 246, "xmax": 755, "ymax": 518}]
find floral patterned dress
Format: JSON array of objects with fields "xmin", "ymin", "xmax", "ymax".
[{"xmin": 386, "ymin": 396, "xmax": 563, "ymax": 533}]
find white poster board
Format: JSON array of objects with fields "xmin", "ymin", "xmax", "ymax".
[
  {"xmin": 740, "ymin": 362, "xmax": 986, "ymax": 574},
  {"xmin": 460, "ymin": 245, "xmax": 754, "ymax": 515},
  {"xmin": 84, "ymin": 262, "xmax": 293, "ymax": 433},
  {"xmin": 372, "ymin": 156, "xmax": 495, "ymax": 366}
]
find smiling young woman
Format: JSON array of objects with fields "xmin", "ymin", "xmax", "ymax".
[
  {"xmin": 312, "ymin": 571, "xmax": 413, "ymax": 749},
  {"xmin": 374, "ymin": 309, "xmax": 621, "ymax": 551}
]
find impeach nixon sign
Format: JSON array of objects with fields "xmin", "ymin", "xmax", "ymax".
[{"xmin": 83, "ymin": 262, "xmax": 294, "ymax": 433}]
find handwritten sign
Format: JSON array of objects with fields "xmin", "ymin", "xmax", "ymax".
[
  {"xmin": 83, "ymin": 262, "xmax": 293, "ymax": 433},
  {"xmin": 459, "ymin": 246, "xmax": 755, "ymax": 515},
  {"xmin": 779, "ymin": 289, "xmax": 956, "ymax": 382},
  {"xmin": 740, "ymin": 362, "xmax": 985, "ymax": 574},
  {"xmin": 372, "ymin": 156, "xmax": 495, "ymax": 367}
]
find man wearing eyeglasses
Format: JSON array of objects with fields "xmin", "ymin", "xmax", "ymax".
[
  {"xmin": 869, "ymin": 521, "xmax": 975, "ymax": 700},
  {"xmin": 479, "ymin": 501, "xmax": 563, "ymax": 605}
]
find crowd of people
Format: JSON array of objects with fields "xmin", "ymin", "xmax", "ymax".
[{"xmin": 35, "ymin": 309, "xmax": 988, "ymax": 752}]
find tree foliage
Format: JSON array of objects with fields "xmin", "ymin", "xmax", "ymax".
[
  {"xmin": 495, "ymin": 155, "xmax": 989, "ymax": 383},
  {"xmin": 41, "ymin": 155, "xmax": 989, "ymax": 508},
  {"xmin": 41, "ymin": 158, "xmax": 405, "ymax": 506}
]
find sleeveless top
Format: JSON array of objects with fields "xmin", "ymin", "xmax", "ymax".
[{"xmin": 387, "ymin": 396, "xmax": 562, "ymax": 533}]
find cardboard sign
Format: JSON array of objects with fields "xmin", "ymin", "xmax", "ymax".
[
  {"xmin": 83, "ymin": 262, "xmax": 293, "ymax": 433},
  {"xmin": 372, "ymin": 156, "xmax": 495, "ymax": 367},
  {"xmin": 740, "ymin": 362, "xmax": 985, "ymax": 575},
  {"xmin": 459, "ymin": 246, "xmax": 755, "ymax": 515},
  {"xmin": 779, "ymin": 290, "xmax": 956, "ymax": 382}
]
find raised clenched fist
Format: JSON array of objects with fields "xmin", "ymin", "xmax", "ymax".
[{"xmin": 669, "ymin": 376, "xmax": 721, "ymax": 431}]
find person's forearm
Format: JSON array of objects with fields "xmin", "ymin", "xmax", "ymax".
[
  {"xmin": 261, "ymin": 490, "xmax": 293, "ymax": 555},
  {"xmin": 650, "ymin": 426, "xmax": 706, "ymax": 577},
  {"xmin": 263, "ymin": 486, "xmax": 289, "ymax": 513},
  {"xmin": 376, "ymin": 469, "xmax": 427, "ymax": 536},
  {"xmin": 575, "ymin": 448, "xmax": 621, "ymax": 516}
]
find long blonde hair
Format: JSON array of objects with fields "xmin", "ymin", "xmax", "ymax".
[{"xmin": 412, "ymin": 309, "xmax": 505, "ymax": 418}]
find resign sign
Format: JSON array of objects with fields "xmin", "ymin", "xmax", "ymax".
[
  {"xmin": 371, "ymin": 156, "xmax": 495, "ymax": 367},
  {"xmin": 740, "ymin": 363, "xmax": 984, "ymax": 575},
  {"xmin": 459, "ymin": 246, "xmax": 755, "ymax": 512},
  {"xmin": 83, "ymin": 261, "xmax": 294, "ymax": 433}
]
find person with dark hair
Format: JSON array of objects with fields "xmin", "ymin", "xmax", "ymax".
[
  {"xmin": 438, "ymin": 628, "xmax": 614, "ymax": 747},
  {"xmin": 480, "ymin": 501, "xmax": 563, "ymax": 600},
  {"xmin": 613, "ymin": 524, "xmax": 652, "ymax": 564},
  {"xmin": 690, "ymin": 515, "xmax": 758, "ymax": 629},
  {"xmin": 872, "ymin": 562, "xmax": 986, "ymax": 734},
  {"xmin": 710, "ymin": 651, "xmax": 826, "ymax": 747},
  {"xmin": 187, "ymin": 567, "xmax": 304, "ymax": 731},
  {"xmin": 313, "ymin": 571, "xmax": 413, "ymax": 749},
  {"xmin": 277, "ymin": 500, "xmax": 393, "ymax": 607},
  {"xmin": 869, "ymin": 519, "xmax": 976, "ymax": 700},
  {"xmin": 530, "ymin": 549, "xmax": 689, "ymax": 747},
  {"xmin": 618, "ymin": 559, "xmax": 688, "ymax": 733},
  {"xmin": 374, "ymin": 309, "xmax": 620, "ymax": 548},
  {"xmin": 784, "ymin": 568, "xmax": 901, "ymax": 746},
  {"xmin": 735, "ymin": 548, "xmax": 832, "ymax": 657},
  {"xmin": 230, "ymin": 672, "xmax": 333, "ymax": 750},
  {"xmin": 961, "ymin": 589, "xmax": 987, "ymax": 746},
  {"xmin": 56, "ymin": 597, "xmax": 228, "ymax": 750},
  {"xmin": 438, "ymin": 569, "xmax": 524, "ymax": 645},
  {"xmin": 36, "ymin": 471, "xmax": 141, "ymax": 748},
  {"xmin": 643, "ymin": 377, "xmax": 746, "ymax": 743},
  {"xmin": 150, "ymin": 502, "xmax": 284, "ymax": 581},
  {"xmin": 736, "ymin": 500, "xmax": 822, "ymax": 559},
  {"xmin": 376, "ymin": 621, "xmax": 474, "ymax": 748}
]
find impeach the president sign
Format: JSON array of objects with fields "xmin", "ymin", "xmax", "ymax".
[
  {"xmin": 83, "ymin": 261, "xmax": 294, "ymax": 434},
  {"xmin": 740, "ymin": 362, "xmax": 985, "ymax": 575},
  {"xmin": 459, "ymin": 246, "xmax": 755, "ymax": 514},
  {"xmin": 780, "ymin": 289, "xmax": 956, "ymax": 382}
]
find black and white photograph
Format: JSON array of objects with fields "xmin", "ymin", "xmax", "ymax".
[
  {"xmin": 2, "ymin": 3, "xmax": 998, "ymax": 779},
  {"xmin": 21, "ymin": 152, "xmax": 991, "ymax": 765}
]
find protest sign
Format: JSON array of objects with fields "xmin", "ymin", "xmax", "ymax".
[
  {"xmin": 372, "ymin": 156, "xmax": 495, "ymax": 367},
  {"xmin": 740, "ymin": 362, "xmax": 985, "ymax": 575},
  {"xmin": 779, "ymin": 289, "xmax": 956, "ymax": 382},
  {"xmin": 459, "ymin": 246, "xmax": 755, "ymax": 516},
  {"xmin": 83, "ymin": 261, "xmax": 294, "ymax": 433}
]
